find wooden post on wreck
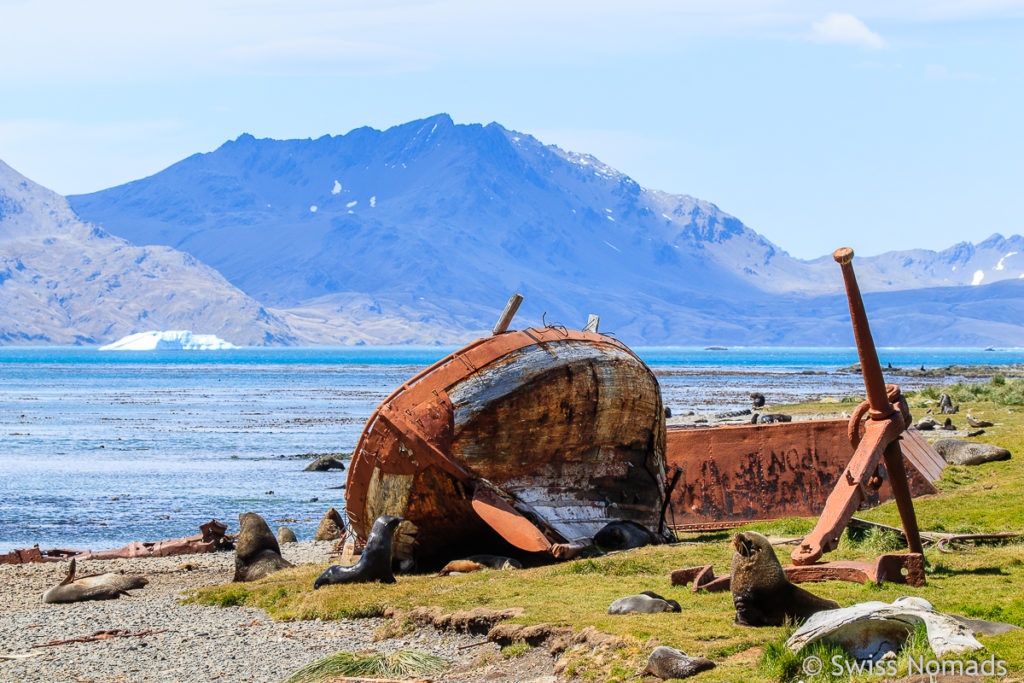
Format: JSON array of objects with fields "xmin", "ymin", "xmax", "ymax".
[
  {"xmin": 492, "ymin": 294, "xmax": 524, "ymax": 335},
  {"xmin": 584, "ymin": 314, "xmax": 600, "ymax": 333}
]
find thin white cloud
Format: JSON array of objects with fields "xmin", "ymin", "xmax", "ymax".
[
  {"xmin": 810, "ymin": 13, "xmax": 885, "ymax": 49},
  {"xmin": 925, "ymin": 64, "xmax": 982, "ymax": 80}
]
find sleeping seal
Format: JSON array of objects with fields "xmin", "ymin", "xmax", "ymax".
[
  {"xmin": 314, "ymin": 515, "xmax": 404, "ymax": 588},
  {"xmin": 730, "ymin": 531, "xmax": 838, "ymax": 626},
  {"xmin": 42, "ymin": 559, "xmax": 148, "ymax": 603},
  {"xmin": 608, "ymin": 591, "xmax": 682, "ymax": 615},
  {"xmin": 594, "ymin": 520, "xmax": 661, "ymax": 551}
]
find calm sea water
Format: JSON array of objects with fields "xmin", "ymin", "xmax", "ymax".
[{"xmin": 2, "ymin": 345, "xmax": 1021, "ymax": 552}]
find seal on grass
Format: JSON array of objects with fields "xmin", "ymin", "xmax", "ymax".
[
  {"xmin": 593, "ymin": 520, "xmax": 661, "ymax": 550},
  {"xmin": 730, "ymin": 531, "xmax": 838, "ymax": 626},
  {"xmin": 437, "ymin": 554, "xmax": 523, "ymax": 576},
  {"xmin": 608, "ymin": 591, "xmax": 681, "ymax": 615},
  {"xmin": 234, "ymin": 512, "xmax": 294, "ymax": 582},
  {"xmin": 314, "ymin": 515, "xmax": 404, "ymax": 588},
  {"xmin": 42, "ymin": 559, "xmax": 148, "ymax": 603}
]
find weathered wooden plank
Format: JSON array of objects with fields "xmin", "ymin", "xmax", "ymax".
[
  {"xmin": 899, "ymin": 429, "xmax": 947, "ymax": 483},
  {"xmin": 491, "ymin": 293, "xmax": 523, "ymax": 335}
]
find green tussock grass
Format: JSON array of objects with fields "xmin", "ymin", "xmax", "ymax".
[
  {"xmin": 189, "ymin": 380, "xmax": 1024, "ymax": 681},
  {"xmin": 500, "ymin": 641, "xmax": 531, "ymax": 658},
  {"xmin": 908, "ymin": 376, "xmax": 1024, "ymax": 407},
  {"xmin": 284, "ymin": 649, "xmax": 447, "ymax": 682}
]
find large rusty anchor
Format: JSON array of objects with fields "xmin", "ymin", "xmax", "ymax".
[{"xmin": 789, "ymin": 247, "xmax": 925, "ymax": 582}]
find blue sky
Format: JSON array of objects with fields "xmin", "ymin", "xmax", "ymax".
[{"xmin": 0, "ymin": 0, "xmax": 1021, "ymax": 259}]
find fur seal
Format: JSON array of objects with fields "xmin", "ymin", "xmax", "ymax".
[
  {"xmin": 277, "ymin": 526, "xmax": 298, "ymax": 544},
  {"xmin": 437, "ymin": 554, "xmax": 523, "ymax": 575},
  {"xmin": 730, "ymin": 531, "xmax": 838, "ymax": 626},
  {"xmin": 314, "ymin": 515, "xmax": 404, "ymax": 588},
  {"xmin": 234, "ymin": 512, "xmax": 294, "ymax": 582},
  {"xmin": 314, "ymin": 507, "xmax": 346, "ymax": 541},
  {"xmin": 608, "ymin": 591, "xmax": 681, "ymax": 615},
  {"xmin": 643, "ymin": 646, "xmax": 715, "ymax": 679},
  {"xmin": 594, "ymin": 520, "xmax": 661, "ymax": 550},
  {"xmin": 42, "ymin": 559, "xmax": 148, "ymax": 603}
]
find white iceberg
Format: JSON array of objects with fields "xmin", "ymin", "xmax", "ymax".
[{"xmin": 99, "ymin": 330, "xmax": 238, "ymax": 351}]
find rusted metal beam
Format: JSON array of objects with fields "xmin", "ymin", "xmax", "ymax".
[
  {"xmin": 671, "ymin": 553, "xmax": 926, "ymax": 593},
  {"xmin": 791, "ymin": 247, "xmax": 923, "ymax": 566}
]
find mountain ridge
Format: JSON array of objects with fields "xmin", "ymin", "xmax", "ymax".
[{"xmin": 3, "ymin": 113, "xmax": 1022, "ymax": 346}]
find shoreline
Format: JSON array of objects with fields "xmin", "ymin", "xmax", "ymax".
[{"xmin": 0, "ymin": 542, "xmax": 549, "ymax": 682}]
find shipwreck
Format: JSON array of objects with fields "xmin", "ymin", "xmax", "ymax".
[
  {"xmin": 344, "ymin": 262, "xmax": 945, "ymax": 566},
  {"xmin": 345, "ymin": 296, "xmax": 667, "ymax": 564}
]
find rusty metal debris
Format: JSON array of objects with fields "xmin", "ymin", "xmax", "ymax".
[
  {"xmin": 344, "ymin": 302, "xmax": 666, "ymax": 564},
  {"xmin": 664, "ymin": 420, "xmax": 940, "ymax": 532},
  {"xmin": 849, "ymin": 517, "xmax": 1020, "ymax": 554},
  {"xmin": 670, "ymin": 553, "xmax": 926, "ymax": 593},
  {"xmin": 2, "ymin": 520, "xmax": 234, "ymax": 564},
  {"xmin": 0, "ymin": 546, "xmax": 78, "ymax": 565}
]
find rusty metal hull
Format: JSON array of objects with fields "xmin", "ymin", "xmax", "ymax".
[
  {"xmin": 345, "ymin": 328, "xmax": 666, "ymax": 562},
  {"xmin": 665, "ymin": 420, "xmax": 937, "ymax": 531}
]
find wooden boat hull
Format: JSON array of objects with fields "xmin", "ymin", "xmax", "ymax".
[{"xmin": 345, "ymin": 327, "xmax": 666, "ymax": 563}]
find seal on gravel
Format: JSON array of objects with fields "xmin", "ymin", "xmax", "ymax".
[
  {"xmin": 314, "ymin": 515, "xmax": 404, "ymax": 588},
  {"xmin": 42, "ymin": 559, "xmax": 148, "ymax": 603},
  {"xmin": 277, "ymin": 526, "xmax": 298, "ymax": 544},
  {"xmin": 234, "ymin": 512, "xmax": 294, "ymax": 582},
  {"xmin": 730, "ymin": 531, "xmax": 838, "ymax": 626}
]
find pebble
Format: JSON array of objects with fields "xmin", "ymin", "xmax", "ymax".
[{"xmin": 0, "ymin": 541, "xmax": 493, "ymax": 682}]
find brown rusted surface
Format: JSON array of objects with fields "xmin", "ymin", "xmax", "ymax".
[
  {"xmin": 345, "ymin": 327, "xmax": 666, "ymax": 563},
  {"xmin": 670, "ymin": 565, "xmax": 730, "ymax": 592},
  {"xmin": 665, "ymin": 419, "xmax": 936, "ymax": 531},
  {"xmin": 471, "ymin": 488, "xmax": 552, "ymax": 552},
  {"xmin": 72, "ymin": 521, "xmax": 234, "ymax": 561},
  {"xmin": 0, "ymin": 546, "xmax": 79, "ymax": 565},
  {"xmin": 793, "ymin": 248, "xmax": 923, "ymax": 566},
  {"xmin": 671, "ymin": 553, "xmax": 926, "ymax": 593}
]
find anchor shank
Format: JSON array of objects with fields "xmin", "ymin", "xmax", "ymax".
[{"xmin": 833, "ymin": 247, "xmax": 893, "ymax": 418}]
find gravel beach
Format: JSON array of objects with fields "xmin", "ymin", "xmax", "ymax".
[{"xmin": 0, "ymin": 542, "xmax": 555, "ymax": 682}]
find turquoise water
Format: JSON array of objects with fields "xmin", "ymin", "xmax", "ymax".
[{"xmin": 1, "ymin": 346, "xmax": 1020, "ymax": 552}]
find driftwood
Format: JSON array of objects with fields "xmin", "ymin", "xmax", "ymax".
[{"xmin": 31, "ymin": 629, "xmax": 167, "ymax": 648}]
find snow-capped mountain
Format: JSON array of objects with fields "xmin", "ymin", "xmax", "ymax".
[
  {"xmin": 0, "ymin": 160, "xmax": 297, "ymax": 346},
  {"xmin": 5, "ymin": 114, "xmax": 1023, "ymax": 346}
]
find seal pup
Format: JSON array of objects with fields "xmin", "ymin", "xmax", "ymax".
[
  {"xmin": 730, "ymin": 531, "xmax": 838, "ymax": 626},
  {"xmin": 315, "ymin": 507, "xmax": 345, "ymax": 541},
  {"xmin": 437, "ymin": 554, "xmax": 523, "ymax": 576},
  {"xmin": 277, "ymin": 526, "xmax": 298, "ymax": 544},
  {"xmin": 234, "ymin": 512, "xmax": 294, "ymax": 582},
  {"xmin": 314, "ymin": 515, "xmax": 404, "ymax": 588},
  {"xmin": 42, "ymin": 559, "xmax": 148, "ymax": 603},
  {"xmin": 608, "ymin": 591, "xmax": 681, "ymax": 615},
  {"xmin": 643, "ymin": 646, "xmax": 715, "ymax": 679}
]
